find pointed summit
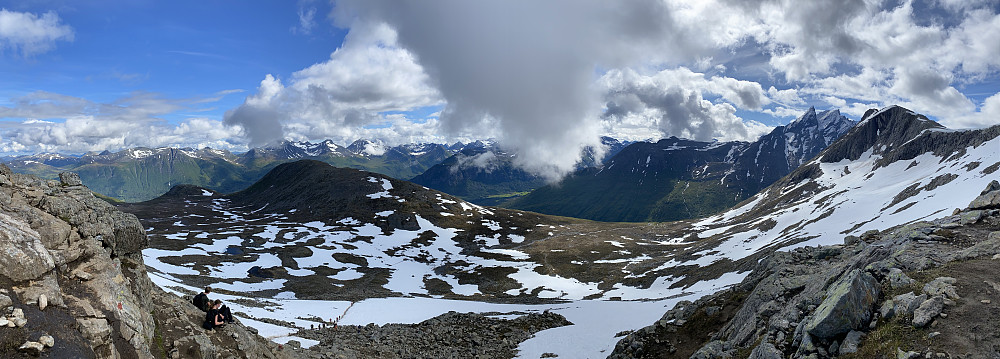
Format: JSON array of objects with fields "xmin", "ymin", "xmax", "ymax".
[
  {"xmin": 821, "ymin": 105, "xmax": 943, "ymax": 164},
  {"xmin": 788, "ymin": 106, "xmax": 817, "ymax": 126}
]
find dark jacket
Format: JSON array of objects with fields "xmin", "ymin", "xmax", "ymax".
[
  {"xmin": 193, "ymin": 293, "xmax": 210, "ymax": 312},
  {"xmin": 203, "ymin": 308, "xmax": 221, "ymax": 330}
]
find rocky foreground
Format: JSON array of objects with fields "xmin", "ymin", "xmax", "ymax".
[
  {"xmin": 289, "ymin": 311, "xmax": 571, "ymax": 359},
  {"xmin": 0, "ymin": 165, "xmax": 286, "ymax": 358},
  {"xmin": 610, "ymin": 181, "xmax": 1000, "ymax": 359}
]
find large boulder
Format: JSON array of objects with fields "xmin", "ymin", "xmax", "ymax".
[
  {"xmin": 912, "ymin": 295, "xmax": 945, "ymax": 328},
  {"xmin": 0, "ymin": 212, "xmax": 55, "ymax": 282},
  {"xmin": 969, "ymin": 180, "xmax": 1000, "ymax": 210},
  {"xmin": 805, "ymin": 269, "xmax": 881, "ymax": 338}
]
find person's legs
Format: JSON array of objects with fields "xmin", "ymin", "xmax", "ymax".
[{"xmin": 220, "ymin": 305, "xmax": 234, "ymax": 323}]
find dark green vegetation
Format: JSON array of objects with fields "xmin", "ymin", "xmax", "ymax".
[
  {"xmin": 410, "ymin": 147, "xmax": 548, "ymax": 206},
  {"xmin": 508, "ymin": 108, "xmax": 854, "ymax": 222},
  {"xmin": 509, "ymin": 139, "xmax": 747, "ymax": 222}
]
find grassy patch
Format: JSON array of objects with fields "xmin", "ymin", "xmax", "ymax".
[
  {"xmin": 151, "ymin": 311, "xmax": 168, "ymax": 359},
  {"xmin": 839, "ymin": 320, "xmax": 928, "ymax": 358}
]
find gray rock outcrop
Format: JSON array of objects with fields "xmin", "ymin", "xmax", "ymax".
[
  {"xmin": 0, "ymin": 166, "xmax": 287, "ymax": 358},
  {"xmin": 969, "ymin": 180, "xmax": 1000, "ymax": 210},
  {"xmin": 805, "ymin": 269, "xmax": 880, "ymax": 338}
]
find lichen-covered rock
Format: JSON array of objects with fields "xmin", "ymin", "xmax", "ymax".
[
  {"xmin": 691, "ymin": 340, "xmax": 733, "ymax": 359},
  {"xmin": 0, "ymin": 213, "xmax": 55, "ymax": 281},
  {"xmin": 923, "ymin": 277, "xmax": 959, "ymax": 299},
  {"xmin": 0, "ymin": 293, "xmax": 11, "ymax": 309},
  {"xmin": 912, "ymin": 295, "xmax": 945, "ymax": 328},
  {"xmin": 839, "ymin": 330, "xmax": 864, "ymax": 354},
  {"xmin": 58, "ymin": 172, "xmax": 83, "ymax": 187},
  {"xmin": 887, "ymin": 268, "xmax": 915, "ymax": 288},
  {"xmin": 805, "ymin": 269, "xmax": 880, "ymax": 338},
  {"xmin": 890, "ymin": 292, "xmax": 927, "ymax": 319},
  {"xmin": 748, "ymin": 342, "xmax": 782, "ymax": 359}
]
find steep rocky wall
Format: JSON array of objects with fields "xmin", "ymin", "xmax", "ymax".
[{"xmin": 0, "ymin": 165, "xmax": 285, "ymax": 358}]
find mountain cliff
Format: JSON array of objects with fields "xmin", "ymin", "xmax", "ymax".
[
  {"xmin": 508, "ymin": 108, "xmax": 855, "ymax": 222},
  {"xmin": 0, "ymin": 165, "xmax": 285, "ymax": 358}
]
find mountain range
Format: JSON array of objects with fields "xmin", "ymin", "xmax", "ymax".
[
  {"xmin": 3, "ymin": 139, "xmax": 455, "ymax": 202},
  {"xmin": 507, "ymin": 107, "xmax": 855, "ymax": 222}
]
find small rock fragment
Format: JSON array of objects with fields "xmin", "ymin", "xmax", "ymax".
[
  {"xmin": 981, "ymin": 299, "xmax": 992, "ymax": 304},
  {"xmin": 927, "ymin": 332, "xmax": 940, "ymax": 339},
  {"xmin": 39, "ymin": 335, "xmax": 54, "ymax": 348},
  {"xmin": 896, "ymin": 348, "xmax": 920, "ymax": 359},
  {"xmin": 38, "ymin": 294, "xmax": 47, "ymax": 310}
]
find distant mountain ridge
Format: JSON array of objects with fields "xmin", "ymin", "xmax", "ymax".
[
  {"xmin": 411, "ymin": 136, "xmax": 630, "ymax": 206},
  {"xmin": 507, "ymin": 108, "xmax": 855, "ymax": 222},
  {"xmin": 3, "ymin": 139, "xmax": 459, "ymax": 202}
]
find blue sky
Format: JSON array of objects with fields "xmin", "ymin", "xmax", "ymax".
[
  {"xmin": 0, "ymin": 0, "xmax": 345, "ymax": 123},
  {"xmin": 0, "ymin": 0, "xmax": 998, "ymax": 177}
]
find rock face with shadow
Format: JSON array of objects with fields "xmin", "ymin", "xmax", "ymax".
[{"xmin": 0, "ymin": 165, "xmax": 287, "ymax": 358}]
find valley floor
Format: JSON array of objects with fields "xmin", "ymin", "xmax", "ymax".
[{"xmin": 149, "ymin": 271, "xmax": 737, "ymax": 358}]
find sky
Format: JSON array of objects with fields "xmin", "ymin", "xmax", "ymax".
[{"xmin": 0, "ymin": 0, "xmax": 998, "ymax": 178}]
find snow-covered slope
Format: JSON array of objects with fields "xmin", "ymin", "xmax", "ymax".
[{"xmin": 689, "ymin": 105, "xmax": 999, "ymax": 256}]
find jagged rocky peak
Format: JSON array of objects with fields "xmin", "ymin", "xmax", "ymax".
[
  {"xmin": 771, "ymin": 107, "xmax": 855, "ymax": 169},
  {"xmin": 821, "ymin": 105, "xmax": 944, "ymax": 163}
]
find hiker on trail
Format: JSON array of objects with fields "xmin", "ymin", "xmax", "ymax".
[{"xmin": 193, "ymin": 286, "xmax": 212, "ymax": 312}]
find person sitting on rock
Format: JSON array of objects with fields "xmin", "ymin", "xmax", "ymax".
[
  {"xmin": 193, "ymin": 286, "xmax": 212, "ymax": 312},
  {"xmin": 203, "ymin": 299, "xmax": 234, "ymax": 330}
]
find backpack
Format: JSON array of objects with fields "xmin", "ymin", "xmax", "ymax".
[{"xmin": 193, "ymin": 293, "xmax": 209, "ymax": 312}]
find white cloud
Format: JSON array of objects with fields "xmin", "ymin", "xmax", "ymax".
[
  {"xmin": 0, "ymin": 9, "xmax": 73, "ymax": 57},
  {"xmin": 291, "ymin": 0, "xmax": 318, "ymax": 35},
  {"xmin": 224, "ymin": 22, "xmax": 442, "ymax": 148},
  {"xmin": 0, "ymin": 91, "xmax": 247, "ymax": 154},
  {"xmin": 599, "ymin": 68, "xmax": 773, "ymax": 142},
  {"xmin": 942, "ymin": 93, "xmax": 1000, "ymax": 129}
]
